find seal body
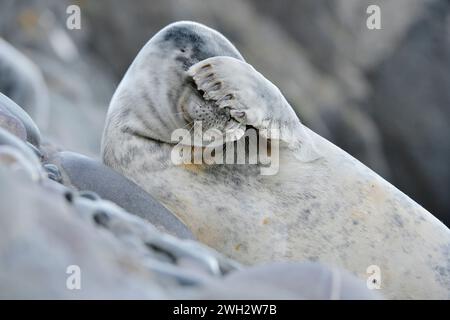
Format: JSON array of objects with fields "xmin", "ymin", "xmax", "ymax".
[{"xmin": 102, "ymin": 21, "xmax": 450, "ymax": 299}]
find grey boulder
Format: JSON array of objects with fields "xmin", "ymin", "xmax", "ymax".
[
  {"xmin": 0, "ymin": 126, "xmax": 44, "ymax": 181},
  {"xmin": 0, "ymin": 92, "xmax": 41, "ymax": 147},
  {"xmin": 220, "ymin": 262, "xmax": 382, "ymax": 299},
  {"xmin": 48, "ymin": 151, "xmax": 195, "ymax": 240}
]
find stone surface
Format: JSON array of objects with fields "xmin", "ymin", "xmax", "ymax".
[
  {"xmin": 221, "ymin": 262, "xmax": 381, "ymax": 300},
  {"xmin": 0, "ymin": 106, "xmax": 27, "ymax": 142},
  {"xmin": 0, "ymin": 126, "xmax": 44, "ymax": 181},
  {"xmin": 0, "ymin": 38, "xmax": 49, "ymax": 129},
  {"xmin": 0, "ymin": 92, "xmax": 41, "ymax": 147},
  {"xmin": 48, "ymin": 151, "xmax": 195, "ymax": 240},
  {"xmin": 0, "ymin": 168, "xmax": 168, "ymax": 299},
  {"xmin": 0, "ymin": 168, "xmax": 236, "ymax": 298}
]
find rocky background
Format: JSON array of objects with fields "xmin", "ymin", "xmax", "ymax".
[{"xmin": 0, "ymin": 0, "xmax": 449, "ymax": 299}]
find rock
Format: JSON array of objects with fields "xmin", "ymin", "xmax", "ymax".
[
  {"xmin": 0, "ymin": 168, "xmax": 169, "ymax": 298},
  {"xmin": 179, "ymin": 262, "xmax": 381, "ymax": 300},
  {"xmin": 0, "ymin": 92, "xmax": 41, "ymax": 147},
  {"xmin": 0, "ymin": 2, "xmax": 114, "ymax": 156},
  {"xmin": 0, "ymin": 38, "xmax": 49, "ymax": 130},
  {"xmin": 220, "ymin": 262, "xmax": 381, "ymax": 299},
  {"xmin": 0, "ymin": 127, "xmax": 44, "ymax": 181},
  {"xmin": 70, "ymin": 195, "xmax": 239, "ymax": 280},
  {"xmin": 0, "ymin": 104, "xmax": 26, "ymax": 141},
  {"xmin": 48, "ymin": 151, "xmax": 195, "ymax": 240},
  {"xmin": 0, "ymin": 167, "xmax": 240, "ymax": 298}
]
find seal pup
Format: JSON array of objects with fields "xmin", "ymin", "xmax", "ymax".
[{"xmin": 101, "ymin": 21, "xmax": 450, "ymax": 299}]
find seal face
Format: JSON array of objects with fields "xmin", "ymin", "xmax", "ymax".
[
  {"xmin": 101, "ymin": 21, "xmax": 245, "ymax": 160},
  {"xmin": 102, "ymin": 21, "xmax": 450, "ymax": 299}
]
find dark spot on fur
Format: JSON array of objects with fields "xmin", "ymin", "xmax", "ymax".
[
  {"xmin": 64, "ymin": 191, "xmax": 74, "ymax": 203},
  {"xmin": 216, "ymin": 206, "xmax": 229, "ymax": 213},
  {"xmin": 160, "ymin": 23, "xmax": 242, "ymax": 70},
  {"xmin": 393, "ymin": 213, "xmax": 404, "ymax": 227},
  {"xmin": 231, "ymin": 175, "xmax": 242, "ymax": 186},
  {"xmin": 302, "ymin": 209, "xmax": 311, "ymax": 220}
]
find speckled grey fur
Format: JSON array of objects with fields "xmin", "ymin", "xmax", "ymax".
[{"xmin": 102, "ymin": 21, "xmax": 450, "ymax": 299}]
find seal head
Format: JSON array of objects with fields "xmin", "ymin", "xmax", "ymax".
[{"xmin": 102, "ymin": 21, "xmax": 246, "ymax": 156}]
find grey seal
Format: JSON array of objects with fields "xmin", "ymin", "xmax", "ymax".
[{"xmin": 101, "ymin": 21, "xmax": 450, "ymax": 299}]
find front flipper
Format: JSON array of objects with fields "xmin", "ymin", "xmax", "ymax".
[{"xmin": 187, "ymin": 56, "xmax": 322, "ymax": 162}]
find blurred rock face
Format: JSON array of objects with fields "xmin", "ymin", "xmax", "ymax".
[
  {"xmin": 0, "ymin": 0, "xmax": 114, "ymax": 156},
  {"xmin": 1, "ymin": 0, "xmax": 449, "ymax": 225},
  {"xmin": 366, "ymin": 0, "xmax": 450, "ymax": 226}
]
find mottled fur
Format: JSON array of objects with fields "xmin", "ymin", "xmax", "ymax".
[{"xmin": 102, "ymin": 21, "xmax": 450, "ymax": 299}]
